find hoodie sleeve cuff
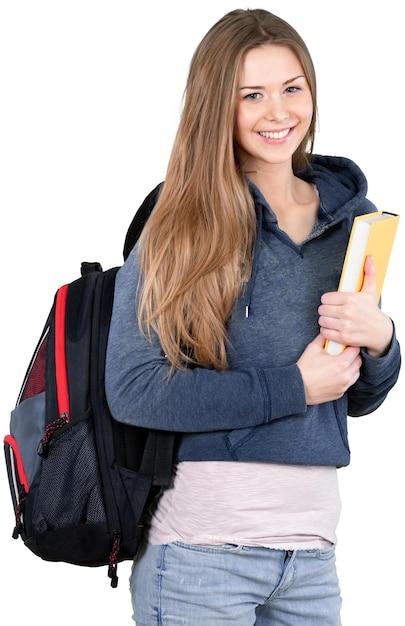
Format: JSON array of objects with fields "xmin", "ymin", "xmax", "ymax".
[{"xmin": 260, "ymin": 364, "xmax": 307, "ymax": 422}]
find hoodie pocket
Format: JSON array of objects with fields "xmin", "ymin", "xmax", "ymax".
[{"xmin": 225, "ymin": 426, "xmax": 258, "ymax": 456}]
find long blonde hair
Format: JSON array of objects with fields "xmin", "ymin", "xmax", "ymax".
[{"xmin": 138, "ymin": 9, "xmax": 317, "ymax": 370}]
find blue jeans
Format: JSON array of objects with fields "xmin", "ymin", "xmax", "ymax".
[{"xmin": 130, "ymin": 540, "xmax": 342, "ymax": 625}]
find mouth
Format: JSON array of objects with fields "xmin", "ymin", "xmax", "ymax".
[{"xmin": 258, "ymin": 128, "xmax": 291, "ymax": 140}]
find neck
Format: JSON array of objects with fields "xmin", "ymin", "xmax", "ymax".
[
  {"xmin": 244, "ymin": 160, "xmax": 319, "ymax": 245},
  {"xmin": 246, "ymin": 162, "xmax": 299, "ymax": 211}
]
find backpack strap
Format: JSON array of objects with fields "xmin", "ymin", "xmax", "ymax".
[
  {"xmin": 123, "ymin": 183, "xmax": 163, "ymax": 261},
  {"xmin": 122, "ymin": 182, "xmax": 175, "ymax": 486},
  {"xmin": 139, "ymin": 430, "xmax": 175, "ymax": 488},
  {"xmin": 81, "ymin": 261, "xmax": 103, "ymax": 276}
]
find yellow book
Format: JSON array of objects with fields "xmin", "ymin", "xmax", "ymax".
[{"xmin": 325, "ymin": 211, "xmax": 400, "ymax": 355}]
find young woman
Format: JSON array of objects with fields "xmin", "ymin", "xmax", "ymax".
[{"xmin": 105, "ymin": 9, "xmax": 401, "ymax": 625}]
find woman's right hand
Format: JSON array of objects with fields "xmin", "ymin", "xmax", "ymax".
[{"xmin": 297, "ymin": 334, "xmax": 362, "ymax": 405}]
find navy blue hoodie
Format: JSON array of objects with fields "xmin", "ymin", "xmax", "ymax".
[{"xmin": 105, "ymin": 155, "xmax": 401, "ymax": 467}]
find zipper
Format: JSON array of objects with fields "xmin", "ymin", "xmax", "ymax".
[
  {"xmin": 284, "ymin": 550, "xmax": 293, "ymax": 563},
  {"xmin": 108, "ymin": 530, "xmax": 121, "ymax": 588},
  {"xmin": 54, "ymin": 283, "xmax": 70, "ymax": 420},
  {"xmin": 37, "ymin": 283, "xmax": 70, "ymax": 456}
]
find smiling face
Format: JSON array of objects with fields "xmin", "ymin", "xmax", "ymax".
[{"xmin": 234, "ymin": 44, "xmax": 314, "ymax": 172}]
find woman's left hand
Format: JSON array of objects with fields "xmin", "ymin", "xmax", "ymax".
[{"xmin": 318, "ymin": 255, "xmax": 393, "ymax": 357}]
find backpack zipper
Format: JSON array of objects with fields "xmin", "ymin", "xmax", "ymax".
[
  {"xmin": 37, "ymin": 283, "xmax": 70, "ymax": 456},
  {"xmin": 54, "ymin": 283, "xmax": 70, "ymax": 420}
]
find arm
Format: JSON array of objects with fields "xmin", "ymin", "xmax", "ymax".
[
  {"xmin": 105, "ymin": 249, "xmax": 307, "ymax": 432},
  {"xmin": 317, "ymin": 255, "xmax": 401, "ymax": 415},
  {"xmin": 347, "ymin": 334, "xmax": 401, "ymax": 416}
]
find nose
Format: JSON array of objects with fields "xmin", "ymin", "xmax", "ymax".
[{"xmin": 265, "ymin": 97, "xmax": 289, "ymax": 123}]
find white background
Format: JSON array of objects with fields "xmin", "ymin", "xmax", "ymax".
[{"xmin": 0, "ymin": 1, "xmax": 403, "ymax": 624}]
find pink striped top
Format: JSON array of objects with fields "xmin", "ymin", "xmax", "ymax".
[{"xmin": 146, "ymin": 461, "xmax": 341, "ymax": 550}]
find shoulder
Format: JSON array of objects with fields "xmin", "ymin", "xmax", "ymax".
[{"xmin": 114, "ymin": 243, "xmax": 142, "ymax": 304}]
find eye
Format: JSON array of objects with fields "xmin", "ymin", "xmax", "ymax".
[
  {"xmin": 285, "ymin": 86, "xmax": 301, "ymax": 94},
  {"xmin": 244, "ymin": 92, "xmax": 262, "ymax": 101}
]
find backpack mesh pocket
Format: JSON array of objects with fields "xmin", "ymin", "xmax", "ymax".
[{"xmin": 32, "ymin": 416, "xmax": 107, "ymax": 532}]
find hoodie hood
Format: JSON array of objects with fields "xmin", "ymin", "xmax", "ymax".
[
  {"xmin": 247, "ymin": 153, "xmax": 377, "ymax": 242},
  {"xmin": 300, "ymin": 153, "xmax": 375, "ymax": 224}
]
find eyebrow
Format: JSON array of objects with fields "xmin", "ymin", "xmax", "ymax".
[{"xmin": 239, "ymin": 74, "xmax": 306, "ymax": 90}]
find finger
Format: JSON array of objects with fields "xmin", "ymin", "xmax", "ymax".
[
  {"xmin": 313, "ymin": 332, "xmax": 326, "ymax": 347},
  {"xmin": 320, "ymin": 291, "xmax": 347, "ymax": 305},
  {"xmin": 340, "ymin": 345, "xmax": 361, "ymax": 363},
  {"xmin": 360, "ymin": 255, "xmax": 377, "ymax": 295},
  {"xmin": 318, "ymin": 303, "xmax": 341, "ymax": 318}
]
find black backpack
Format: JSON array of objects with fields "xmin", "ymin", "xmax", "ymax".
[{"xmin": 3, "ymin": 183, "xmax": 172, "ymax": 588}]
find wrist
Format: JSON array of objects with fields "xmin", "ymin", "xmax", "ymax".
[{"xmin": 366, "ymin": 315, "xmax": 393, "ymax": 358}]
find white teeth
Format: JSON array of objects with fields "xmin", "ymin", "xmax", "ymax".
[{"xmin": 259, "ymin": 129, "xmax": 290, "ymax": 139}]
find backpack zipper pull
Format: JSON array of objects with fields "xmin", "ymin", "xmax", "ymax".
[
  {"xmin": 108, "ymin": 530, "xmax": 121, "ymax": 588},
  {"xmin": 37, "ymin": 411, "xmax": 69, "ymax": 457},
  {"xmin": 12, "ymin": 485, "xmax": 27, "ymax": 538}
]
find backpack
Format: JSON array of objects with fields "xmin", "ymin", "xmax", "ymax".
[{"xmin": 3, "ymin": 183, "xmax": 172, "ymax": 588}]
